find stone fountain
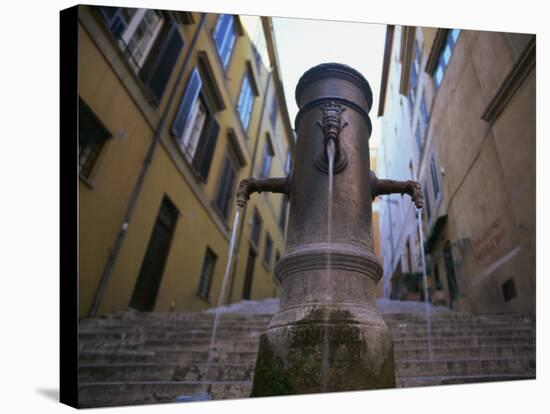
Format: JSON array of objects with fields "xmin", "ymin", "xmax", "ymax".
[{"xmin": 236, "ymin": 63, "xmax": 423, "ymax": 396}]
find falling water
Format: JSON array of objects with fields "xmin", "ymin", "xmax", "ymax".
[
  {"xmin": 202, "ymin": 207, "xmax": 243, "ymax": 396},
  {"xmin": 416, "ymin": 209, "xmax": 433, "ymax": 362},
  {"xmin": 320, "ymin": 140, "xmax": 336, "ymax": 392}
]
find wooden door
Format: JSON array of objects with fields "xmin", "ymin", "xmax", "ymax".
[{"xmin": 130, "ymin": 197, "xmax": 178, "ymax": 311}]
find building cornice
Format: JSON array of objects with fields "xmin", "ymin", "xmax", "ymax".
[
  {"xmin": 425, "ymin": 28, "xmax": 449, "ymax": 75},
  {"xmin": 261, "ymin": 16, "xmax": 296, "ymax": 152},
  {"xmin": 399, "ymin": 26, "xmax": 416, "ymax": 96},
  {"xmin": 377, "ymin": 25, "xmax": 394, "ymax": 117},
  {"xmin": 481, "ymin": 36, "xmax": 535, "ymax": 123}
]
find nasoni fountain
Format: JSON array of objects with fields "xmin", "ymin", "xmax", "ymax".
[{"xmin": 235, "ymin": 63, "xmax": 423, "ymax": 396}]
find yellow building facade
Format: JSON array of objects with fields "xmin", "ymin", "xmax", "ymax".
[{"xmin": 78, "ymin": 6, "xmax": 294, "ymax": 319}]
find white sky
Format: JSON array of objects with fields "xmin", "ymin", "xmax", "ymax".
[{"xmin": 272, "ymin": 16, "xmax": 386, "ymax": 148}]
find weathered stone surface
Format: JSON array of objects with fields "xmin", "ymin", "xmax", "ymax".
[{"xmin": 77, "ymin": 303, "xmax": 535, "ymax": 407}]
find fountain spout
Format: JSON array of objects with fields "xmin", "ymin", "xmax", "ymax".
[
  {"xmin": 236, "ymin": 176, "xmax": 291, "ymax": 209},
  {"xmin": 370, "ymin": 171, "xmax": 424, "ymax": 209}
]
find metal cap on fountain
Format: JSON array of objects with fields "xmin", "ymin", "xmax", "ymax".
[{"xmin": 234, "ymin": 63, "xmax": 422, "ymax": 396}]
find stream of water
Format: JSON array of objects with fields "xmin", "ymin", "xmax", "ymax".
[
  {"xmin": 320, "ymin": 140, "xmax": 336, "ymax": 392},
  {"xmin": 201, "ymin": 207, "xmax": 243, "ymax": 395},
  {"xmin": 416, "ymin": 209, "xmax": 433, "ymax": 362}
]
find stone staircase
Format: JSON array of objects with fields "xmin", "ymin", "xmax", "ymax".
[{"xmin": 78, "ymin": 300, "xmax": 535, "ymax": 408}]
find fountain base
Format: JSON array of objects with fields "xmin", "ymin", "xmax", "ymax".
[
  {"xmin": 251, "ymin": 244, "xmax": 396, "ymax": 396},
  {"xmin": 251, "ymin": 303, "xmax": 395, "ymax": 396}
]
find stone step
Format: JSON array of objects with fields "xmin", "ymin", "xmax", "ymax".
[
  {"xmin": 390, "ymin": 327, "xmax": 534, "ymax": 339},
  {"xmin": 79, "ymin": 327, "xmax": 264, "ymax": 341},
  {"xmin": 394, "ymin": 344, "xmax": 534, "ymax": 360},
  {"xmin": 79, "ymin": 334, "xmax": 533, "ymax": 354},
  {"xmin": 397, "ymin": 374, "xmax": 535, "ymax": 388},
  {"xmin": 395, "ymin": 357, "xmax": 535, "ymax": 377},
  {"xmin": 78, "ymin": 381, "xmax": 252, "ymax": 408},
  {"xmin": 80, "ymin": 321, "xmax": 268, "ymax": 331},
  {"xmin": 78, "ymin": 325, "xmax": 534, "ymax": 344},
  {"xmin": 392, "ymin": 335, "xmax": 534, "ymax": 349},
  {"xmin": 81, "ymin": 315, "xmax": 271, "ymax": 328},
  {"xmin": 80, "ymin": 349, "xmax": 258, "ymax": 365},
  {"xmin": 78, "ymin": 333, "xmax": 260, "ymax": 345},
  {"xmin": 383, "ymin": 313, "xmax": 532, "ymax": 322},
  {"xmin": 79, "ymin": 338, "xmax": 261, "ymax": 352},
  {"xmin": 79, "ymin": 363, "xmax": 254, "ymax": 382},
  {"xmin": 385, "ymin": 320, "xmax": 534, "ymax": 331}
]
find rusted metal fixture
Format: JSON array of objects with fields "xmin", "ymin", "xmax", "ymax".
[
  {"xmin": 236, "ymin": 177, "xmax": 291, "ymax": 209},
  {"xmin": 235, "ymin": 63, "xmax": 422, "ymax": 396},
  {"xmin": 370, "ymin": 171, "xmax": 424, "ymax": 208}
]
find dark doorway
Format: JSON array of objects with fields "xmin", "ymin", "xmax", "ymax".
[
  {"xmin": 130, "ymin": 197, "xmax": 178, "ymax": 311},
  {"xmin": 242, "ymin": 247, "xmax": 257, "ymax": 300},
  {"xmin": 443, "ymin": 240, "xmax": 459, "ymax": 307}
]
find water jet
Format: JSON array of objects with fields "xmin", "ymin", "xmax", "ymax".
[{"xmin": 236, "ymin": 63, "xmax": 423, "ymax": 396}]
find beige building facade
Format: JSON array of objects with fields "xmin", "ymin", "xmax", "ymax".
[{"xmin": 378, "ymin": 25, "xmax": 535, "ymax": 315}]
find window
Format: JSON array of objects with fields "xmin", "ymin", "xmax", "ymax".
[
  {"xmin": 171, "ymin": 68, "xmax": 220, "ymax": 181},
  {"xmin": 98, "ymin": 7, "xmax": 184, "ymax": 103},
  {"xmin": 213, "ymin": 14, "xmax": 237, "ymax": 70},
  {"xmin": 284, "ymin": 151, "xmax": 292, "ymax": 174},
  {"xmin": 263, "ymin": 234, "xmax": 273, "ymax": 268},
  {"xmin": 414, "ymin": 122, "xmax": 423, "ymax": 153},
  {"xmin": 406, "ymin": 239, "xmax": 412, "ymax": 272},
  {"xmin": 423, "ymin": 183, "xmax": 432, "ymax": 221},
  {"xmin": 279, "ymin": 197, "xmax": 288, "ymax": 233},
  {"xmin": 237, "ymin": 70, "xmax": 255, "ymax": 130},
  {"xmin": 260, "ymin": 136, "xmax": 274, "ymax": 178},
  {"xmin": 250, "ymin": 210, "xmax": 262, "ymax": 248},
  {"xmin": 214, "ymin": 154, "xmax": 238, "ymax": 220},
  {"xmin": 408, "ymin": 40, "xmax": 421, "ymax": 113},
  {"xmin": 434, "ymin": 29, "xmax": 461, "ymax": 88},
  {"xmin": 407, "ymin": 89, "xmax": 416, "ymax": 116},
  {"xmin": 433, "ymin": 263, "xmax": 442, "ymax": 290},
  {"xmin": 420, "ymin": 94, "xmax": 430, "ymax": 132},
  {"xmin": 270, "ymin": 91, "xmax": 278, "ymax": 129},
  {"xmin": 79, "ymin": 98, "xmax": 112, "ymax": 179},
  {"xmin": 430, "ymin": 155, "xmax": 441, "ymax": 200},
  {"xmin": 198, "ymin": 247, "xmax": 217, "ymax": 299},
  {"xmin": 502, "ymin": 278, "xmax": 518, "ymax": 302}
]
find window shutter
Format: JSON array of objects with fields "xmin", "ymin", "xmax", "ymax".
[
  {"xmin": 215, "ymin": 159, "xmax": 230, "ymax": 214},
  {"xmin": 215, "ymin": 158, "xmax": 236, "ymax": 219},
  {"xmin": 144, "ymin": 22, "xmax": 184, "ymax": 104},
  {"xmin": 172, "ymin": 68, "xmax": 202, "ymax": 139},
  {"xmin": 193, "ymin": 118, "xmax": 219, "ymax": 181}
]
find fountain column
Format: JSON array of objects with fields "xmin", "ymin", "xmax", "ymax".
[{"xmin": 251, "ymin": 63, "xmax": 396, "ymax": 395}]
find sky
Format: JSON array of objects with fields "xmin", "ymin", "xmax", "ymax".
[{"xmin": 272, "ymin": 16, "xmax": 387, "ymax": 148}]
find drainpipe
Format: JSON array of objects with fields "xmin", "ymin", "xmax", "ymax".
[
  {"xmin": 88, "ymin": 14, "xmax": 207, "ymax": 318},
  {"xmin": 226, "ymin": 70, "xmax": 273, "ymax": 304}
]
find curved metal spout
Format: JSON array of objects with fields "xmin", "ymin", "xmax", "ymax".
[
  {"xmin": 370, "ymin": 171, "xmax": 424, "ymax": 209},
  {"xmin": 236, "ymin": 176, "xmax": 291, "ymax": 208}
]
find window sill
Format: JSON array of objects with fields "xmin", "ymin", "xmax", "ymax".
[
  {"xmin": 210, "ymin": 200, "xmax": 231, "ymax": 233},
  {"xmin": 249, "ymin": 240, "xmax": 259, "ymax": 255},
  {"xmin": 79, "ymin": 174, "xmax": 95, "ymax": 189},
  {"xmin": 196, "ymin": 292, "xmax": 212, "ymax": 305},
  {"xmin": 173, "ymin": 138, "xmax": 208, "ymax": 185}
]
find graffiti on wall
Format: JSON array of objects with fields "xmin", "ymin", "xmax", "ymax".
[{"xmin": 472, "ymin": 218, "xmax": 506, "ymax": 262}]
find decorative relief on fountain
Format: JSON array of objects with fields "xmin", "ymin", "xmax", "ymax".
[{"xmin": 315, "ymin": 101, "xmax": 349, "ymax": 174}]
